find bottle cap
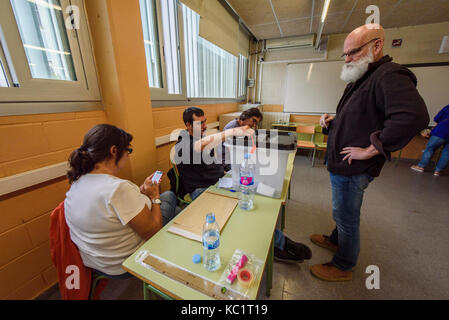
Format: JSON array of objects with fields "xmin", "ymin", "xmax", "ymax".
[
  {"xmin": 244, "ymin": 153, "xmax": 250, "ymax": 159},
  {"xmin": 206, "ymin": 213, "xmax": 215, "ymax": 223},
  {"xmin": 192, "ymin": 254, "xmax": 201, "ymax": 264}
]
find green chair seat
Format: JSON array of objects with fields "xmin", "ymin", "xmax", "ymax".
[{"xmin": 184, "ymin": 194, "xmax": 192, "ymax": 203}]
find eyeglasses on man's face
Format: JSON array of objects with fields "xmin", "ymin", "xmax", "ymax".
[
  {"xmin": 126, "ymin": 147, "xmax": 133, "ymax": 154},
  {"xmin": 341, "ymin": 38, "xmax": 380, "ymax": 58}
]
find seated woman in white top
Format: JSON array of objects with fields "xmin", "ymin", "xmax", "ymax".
[{"xmin": 65, "ymin": 124, "xmax": 180, "ymax": 276}]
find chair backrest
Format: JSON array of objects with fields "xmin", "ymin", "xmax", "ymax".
[
  {"xmin": 50, "ymin": 201, "xmax": 93, "ymax": 300},
  {"xmin": 296, "ymin": 125, "xmax": 315, "ymax": 134},
  {"xmin": 296, "ymin": 125, "xmax": 315, "ymax": 143},
  {"xmin": 314, "ymin": 132, "xmax": 325, "ymax": 144},
  {"xmin": 169, "ymin": 160, "xmax": 180, "ymax": 193}
]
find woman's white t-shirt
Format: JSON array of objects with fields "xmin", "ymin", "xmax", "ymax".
[{"xmin": 65, "ymin": 174, "xmax": 150, "ymax": 275}]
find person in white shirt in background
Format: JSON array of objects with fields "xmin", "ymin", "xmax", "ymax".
[{"xmin": 65, "ymin": 124, "xmax": 180, "ymax": 276}]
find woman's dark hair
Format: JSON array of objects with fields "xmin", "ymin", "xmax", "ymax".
[
  {"xmin": 240, "ymin": 107, "xmax": 263, "ymax": 121},
  {"xmin": 67, "ymin": 124, "xmax": 133, "ymax": 184},
  {"xmin": 183, "ymin": 107, "xmax": 204, "ymax": 125}
]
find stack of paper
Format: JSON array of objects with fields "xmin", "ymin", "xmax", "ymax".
[{"xmin": 167, "ymin": 191, "xmax": 239, "ymax": 242}]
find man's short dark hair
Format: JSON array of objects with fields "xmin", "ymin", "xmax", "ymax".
[
  {"xmin": 239, "ymin": 107, "xmax": 263, "ymax": 121},
  {"xmin": 183, "ymin": 107, "xmax": 204, "ymax": 125}
]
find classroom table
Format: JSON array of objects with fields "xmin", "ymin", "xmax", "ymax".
[
  {"xmin": 279, "ymin": 152, "xmax": 295, "ymax": 231},
  {"xmin": 122, "ymin": 185, "xmax": 283, "ymax": 300}
]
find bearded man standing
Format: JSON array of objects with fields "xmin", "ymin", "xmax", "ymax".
[{"xmin": 310, "ymin": 24, "xmax": 429, "ymax": 281}]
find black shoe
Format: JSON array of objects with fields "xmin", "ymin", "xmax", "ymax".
[
  {"xmin": 284, "ymin": 237, "xmax": 312, "ymax": 260},
  {"xmin": 274, "ymin": 247, "xmax": 303, "ymax": 264}
]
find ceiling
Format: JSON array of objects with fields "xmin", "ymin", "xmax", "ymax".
[{"xmin": 227, "ymin": 0, "xmax": 449, "ymax": 40}]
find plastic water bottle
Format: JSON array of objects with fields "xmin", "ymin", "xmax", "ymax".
[
  {"xmin": 202, "ymin": 213, "xmax": 221, "ymax": 271},
  {"xmin": 239, "ymin": 153, "xmax": 255, "ymax": 210}
]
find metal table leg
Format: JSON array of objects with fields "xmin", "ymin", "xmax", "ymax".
[
  {"xmin": 143, "ymin": 282, "xmax": 175, "ymax": 300},
  {"xmin": 281, "ymin": 204, "xmax": 285, "ymax": 231},
  {"xmin": 266, "ymin": 236, "xmax": 274, "ymax": 297}
]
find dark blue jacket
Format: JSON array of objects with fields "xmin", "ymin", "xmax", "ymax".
[{"xmin": 431, "ymin": 105, "xmax": 449, "ymax": 140}]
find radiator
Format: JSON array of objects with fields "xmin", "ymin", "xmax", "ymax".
[{"xmin": 260, "ymin": 112, "xmax": 290, "ymax": 130}]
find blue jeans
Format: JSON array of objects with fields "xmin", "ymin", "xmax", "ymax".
[
  {"xmin": 191, "ymin": 187, "xmax": 286, "ymax": 250},
  {"xmin": 274, "ymin": 229, "xmax": 285, "ymax": 250},
  {"xmin": 160, "ymin": 191, "xmax": 182, "ymax": 226},
  {"xmin": 190, "ymin": 187, "xmax": 208, "ymax": 200},
  {"xmin": 418, "ymin": 135, "xmax": 449, "ymax": 172},
  {"xmin": 328, "ymin": 172, "xmax": 374, "ymax": 271}
]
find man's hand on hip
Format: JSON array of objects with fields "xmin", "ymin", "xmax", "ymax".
[{"xmin": 340, "ymin": 144, "xmax": 380, "ymax": 165}]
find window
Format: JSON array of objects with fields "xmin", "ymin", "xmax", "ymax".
[
  {"xmin": 0, "ymin": 24, "xmax": 20, "ymax": 88},
  {"xmin": 182, "ymin": 4, "xmax": 237, "ymax": 99},
  {"xmin": 238, "ymin": 54, "xmax": 248, "ymax": 97},
  {"xmin": 182, "ymin": 2, "xmax": 198, "ymax": 98},
  {"xmin": 139, "ymin": 0, "xmax": 184, "ymax": 99},
  {"xmin": 0, "ymin": 0, "xmax": 101, "ymax": 114},
  {"xmin": 139, "ymin": 0, "xmax": 162, "ymax": 88},
  {"xmin": 0, "ymin": 60, "xmax": 8, "ymax": 87},
  {"xmin": 11, "ymin": 0, "xmax": 76, "ymax": 81},
  {"xmin": 160, "ymin": 0, "xmax": 182, "ymax": 95}
]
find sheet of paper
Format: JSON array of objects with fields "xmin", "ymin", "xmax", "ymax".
[
  {"xmin": 218, "ymin": 177, "xmax": 233, "ymax": 189},
  {"xmin": 168, "ymin": 191, "xmax": 239, "ymax": 242}
]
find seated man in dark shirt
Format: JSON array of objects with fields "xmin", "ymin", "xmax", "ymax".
[{"xmin": 173, "ymin": 107, "xmax": 252, "ymax": 199}]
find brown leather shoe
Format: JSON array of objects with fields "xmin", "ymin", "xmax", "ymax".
[
  {"xmin": 310, "ymin": 234, "xmax": 338, "ymax": 252},
  {"xmin": 310, "ymin": 262, "xmax": 352, "ymax": 282}
]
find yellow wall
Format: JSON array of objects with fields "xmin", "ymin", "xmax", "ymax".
[
  {"xmin": 0, "ymin": 111, "xmax": 107, "ymax": 179},
  {"xmin": 262, "ymin": 104, "xmax": 284, "ymax": 112},
  {"xmin": 0, "ymin": 109, "xmax": 107, "ymax": 299}
]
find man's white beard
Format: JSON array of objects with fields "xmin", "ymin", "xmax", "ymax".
[{"xmin": 340, "ymin": 50, "xmax": 374, "ymax": 83}]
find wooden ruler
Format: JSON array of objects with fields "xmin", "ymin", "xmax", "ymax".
[{"xmin": 143, "ymin": 254, "xmax": 247, "ymax": 300}]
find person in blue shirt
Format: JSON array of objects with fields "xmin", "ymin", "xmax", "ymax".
[{"xmin": 411, "ymin": 104, "xmax": 449, "ymax": 176}]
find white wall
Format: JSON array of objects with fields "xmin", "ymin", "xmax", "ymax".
[{"xmin": 260, "ymin": 63, "xmax": 286, "ymax": 105}]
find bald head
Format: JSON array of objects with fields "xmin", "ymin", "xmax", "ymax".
[{"xmin": 343, "ymin": 24, "xmax": 385, "ymax": 63}]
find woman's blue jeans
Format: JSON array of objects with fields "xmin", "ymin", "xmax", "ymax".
[
  {"xmin": 418, "ymin": 135, "xmax": 449, "ymax": 172},
  {"xmin": 328, "ymin": 172, "xmax": 374, "ymax": 271}
]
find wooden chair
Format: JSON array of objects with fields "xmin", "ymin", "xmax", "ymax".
[
  {"xmin": 296, "ymin": 125, "xmax": 316, "ymax": 163},
  {"xmin": 169, "ymin": 146, "xmax": 192, "ymax": 206},
  {"xmin": 313, "ymin": 132, "xmax": 327, "ymax": 167}
]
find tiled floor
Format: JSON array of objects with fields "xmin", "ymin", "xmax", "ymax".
[{"xmin": 37, "ymin": 156, "xmax": 449, "ymax": 300}]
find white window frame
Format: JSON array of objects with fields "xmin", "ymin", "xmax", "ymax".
[
  {"xmin": 237, "ymin": 54, "xmax": 248, "ymax": 98},
  {"xmin": 141, "ymin": 0, "xmax": 187, "ymax": 101},
  {"xmin": 181, "ymin": 3, "xmax": 238, "ymax": 100},
  {"xmin": 0, "ymin": 0, "xmax": 101, "ymax": 115}
]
